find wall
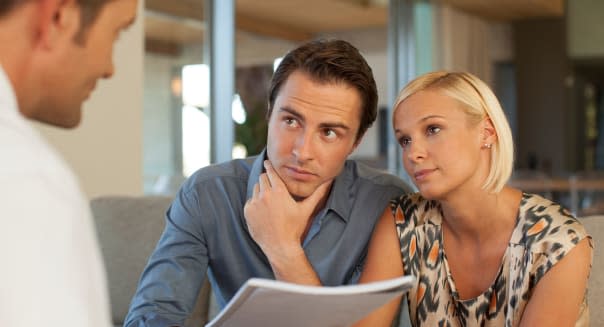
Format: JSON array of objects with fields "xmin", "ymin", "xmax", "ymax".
[
  {"xmin": 236, "ymin": 32, "xmax": 297, "ymax": 67},
  {"xmin": 568, "ymin": 0, "xmax": 604, "ymax": 59},
  {"xmin": 143, "ymin": 54, "xmax": 179, "ymax": 184},
  {"xmin": 514, "ymin": 19, "xmax": 571, "ymax": 174},
  {"xmin": 35, "ymin": 0, "xmax": 145, "ymax": 199}
]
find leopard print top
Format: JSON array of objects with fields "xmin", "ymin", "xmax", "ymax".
[{"xmin": 393, "ymin": 192, "xmax": 592, "ymax": 327}]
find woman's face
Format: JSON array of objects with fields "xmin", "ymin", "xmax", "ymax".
[{"xmin": 393, "ymin": 90, "xmax": 492, "ymax": 200}]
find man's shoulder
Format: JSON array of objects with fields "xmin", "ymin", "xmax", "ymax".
[
  {"xmin": 0, "ymin": 119, "xmax": 76, "ymax": 180},
  {"xmin": 1, "ymin": 116, "xmax": 44, "ymax": 169},
  {"xmin": 344, "ymin": 159, "xmax": 412, "ymax": 192},
  {"xmin": 0, "ymin": 124, "xmax": 87, "ymax": 208},
  {"xmin": 180, "ymin": 156, "xmax": 256, "ymax": 193}
]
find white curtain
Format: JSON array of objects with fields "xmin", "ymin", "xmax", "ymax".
[{"xmin": 432, "ymin": 2, "xmax": 501, "ymax": 86}]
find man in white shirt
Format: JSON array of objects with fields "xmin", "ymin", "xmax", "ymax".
[{"xmin": 0, "ymin": 1, "xmax": 137, "ymax": 326}]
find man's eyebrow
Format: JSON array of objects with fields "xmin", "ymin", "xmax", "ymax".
[
  {"xmin": 279, "ymin": 107, "xmax": 305, "ymax": 122},
  {"xmin": 319, "ymin": 122, "xmax": 350, "ymax": 130},
  {"xmin": 279, "ymin": 107, "xmax": 350, "ymax": 131}
]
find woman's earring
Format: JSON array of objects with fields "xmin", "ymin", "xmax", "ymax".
[{"xmin": 483, "ymin": 143, "xmax": 492, "ymax": 149}]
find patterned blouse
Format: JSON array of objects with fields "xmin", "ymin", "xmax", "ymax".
[{"xmin": 392, "ymin": 192, "xmax": 592, "ymax": 327}]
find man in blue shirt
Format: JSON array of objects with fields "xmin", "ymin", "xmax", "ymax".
[{"xmin": 125, "ymin": 39, "xmax": 410, "ymax": 327}]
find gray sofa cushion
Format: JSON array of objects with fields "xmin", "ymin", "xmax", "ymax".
[
  {"xmin": 581, "ymin": 215, "xmax": 603, "ymax": 325},
  {"xmin": 91, "ymin": 196, "xmax": 211, "ymax": 327}
]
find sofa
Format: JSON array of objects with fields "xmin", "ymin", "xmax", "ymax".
[
  {"xmin": 91, "ymin": 196, "xmax": 214, "ymax": 327},
  {"xmin": 91, "ymin": 195, "xmax": 601, "ymax": 326},
  {"xmin": 581, "ymin": 215, "xmax": 603, "ymax": 324}
]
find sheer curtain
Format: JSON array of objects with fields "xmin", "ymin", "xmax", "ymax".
[{"xmin": 432, "ymin": 2, "xmax": 499, "ymax": 85}]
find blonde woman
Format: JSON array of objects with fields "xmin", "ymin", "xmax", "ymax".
[{"xmin": 356, "ymin": 71, "xmax": 592, "ymax": 327}]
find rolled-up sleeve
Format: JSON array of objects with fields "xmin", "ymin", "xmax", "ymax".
[{"xmin": 124, "ymin": 186, "xmax": 209, "ymax": 327}]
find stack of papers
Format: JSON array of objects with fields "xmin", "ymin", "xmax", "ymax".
[{"xmin": 206, "ymin": 275, "xmax": 415, "ymax": 327}]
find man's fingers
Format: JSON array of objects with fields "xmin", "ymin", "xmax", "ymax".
[
  {"xmin": 258, "ymin": 173, "xmax": 270, "ymax": 192},
  {"xmin": 264, "ymin": 160, "xmax": 286, "ymax": 191},
  {"xmin": 252, "ymin": 183, "xmax": 260, "ymax": 198}
]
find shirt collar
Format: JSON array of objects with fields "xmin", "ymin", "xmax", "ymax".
[
  {"xmin": 246, "ymin": 149, "xmax": 266, "ymax": 200},
  {"xmin": 0, "ymin": 64, "xmax": 20, "ymax": 120},
  {"xmin": 323, "ymin": 162, "xmax": 354, "ymax": 222},
  {"xmin": 246, "ymin": 149, "xmax": 354, "ymax": 223}
]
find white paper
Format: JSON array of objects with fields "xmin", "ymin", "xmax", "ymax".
[{"xmin": 206, "ymin": 275, "xmax": 415, "ymax": 327}]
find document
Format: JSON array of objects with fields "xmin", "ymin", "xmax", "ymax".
[{"xmin": 206, "ymin": 275, "xmax": 415, "ymax": 327}]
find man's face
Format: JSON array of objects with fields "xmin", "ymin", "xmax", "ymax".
[
  {"xmin": 266, "ymin": 70, "xmax": 363, "ymax": 199},
  {"xmin": 38, "ymin": 0, "xmax": 137, "ymax": 128}
]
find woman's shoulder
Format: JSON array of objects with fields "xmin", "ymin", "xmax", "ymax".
[
  {"xmin": 391, "ymin": 192, "xmax": 422, "ymax": 206},
  {"xmin": 510, "ymin": 193, "xmax": 593, "ymax": 296},
  {"xmin": 391, "ymin": 192, "xmax": 433, "ymax": 214},
  {"xmin": 390, "ymin": 192, "xmax": 441, "ymax": 226},
  {"xmin": 514, "ymin": 193, "xmax": 590, "ymax": 255}
]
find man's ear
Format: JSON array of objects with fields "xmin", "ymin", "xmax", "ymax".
[{"xmin": 35, "ymin": 0, "xmax": 80, "ymax": 50}]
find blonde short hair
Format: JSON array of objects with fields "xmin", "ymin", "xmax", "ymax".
[{"xmin": 393, "ymin": 71, "xmax": 514, "ymax": 193}]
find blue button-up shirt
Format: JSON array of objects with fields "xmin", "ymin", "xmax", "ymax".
[{"xmin": 124, "ymin": 152, "xmax": 410, "ymax": 327}]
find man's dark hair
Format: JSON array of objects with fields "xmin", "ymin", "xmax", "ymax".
[
  {"xmin": 0, "ymin": 0, "xmax": 26, "ymax": 16},
  {"xmin": 0, "ymin": 0, "xmax": 113, "ymax": 44},
  {"xmin": 268, "ymin": 39, "xmax": 378, "ymax": 141}
]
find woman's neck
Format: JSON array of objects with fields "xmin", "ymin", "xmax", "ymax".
[{"xmin": 438, "ymin": 186, "xmax": 522, "ymax": 245}]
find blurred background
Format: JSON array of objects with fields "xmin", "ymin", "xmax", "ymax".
[
  {"xmin": 37, "ymin": 0, "xmax": 604, "ymax": 216},
  {"xmin": 143, "ymin": 0, "xmax": 604, "ymax": 216}
]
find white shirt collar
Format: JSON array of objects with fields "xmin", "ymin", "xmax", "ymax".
[{"xmin": 0, "ymin": 63, "xmax": 21, "ymax": 121}]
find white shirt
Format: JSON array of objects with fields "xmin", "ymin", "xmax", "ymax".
[{"xmin": 0, "ymin": 65, "xmax": 112, "ymax": 326}]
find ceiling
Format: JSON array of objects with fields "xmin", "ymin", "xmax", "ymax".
[
  {"xmin": 443, "ymin": 0, "xmax": 564, "ymax": 21},
  {"xmin": 144, "ymin": 0, "xmax": 565, "ymax": 55}
]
